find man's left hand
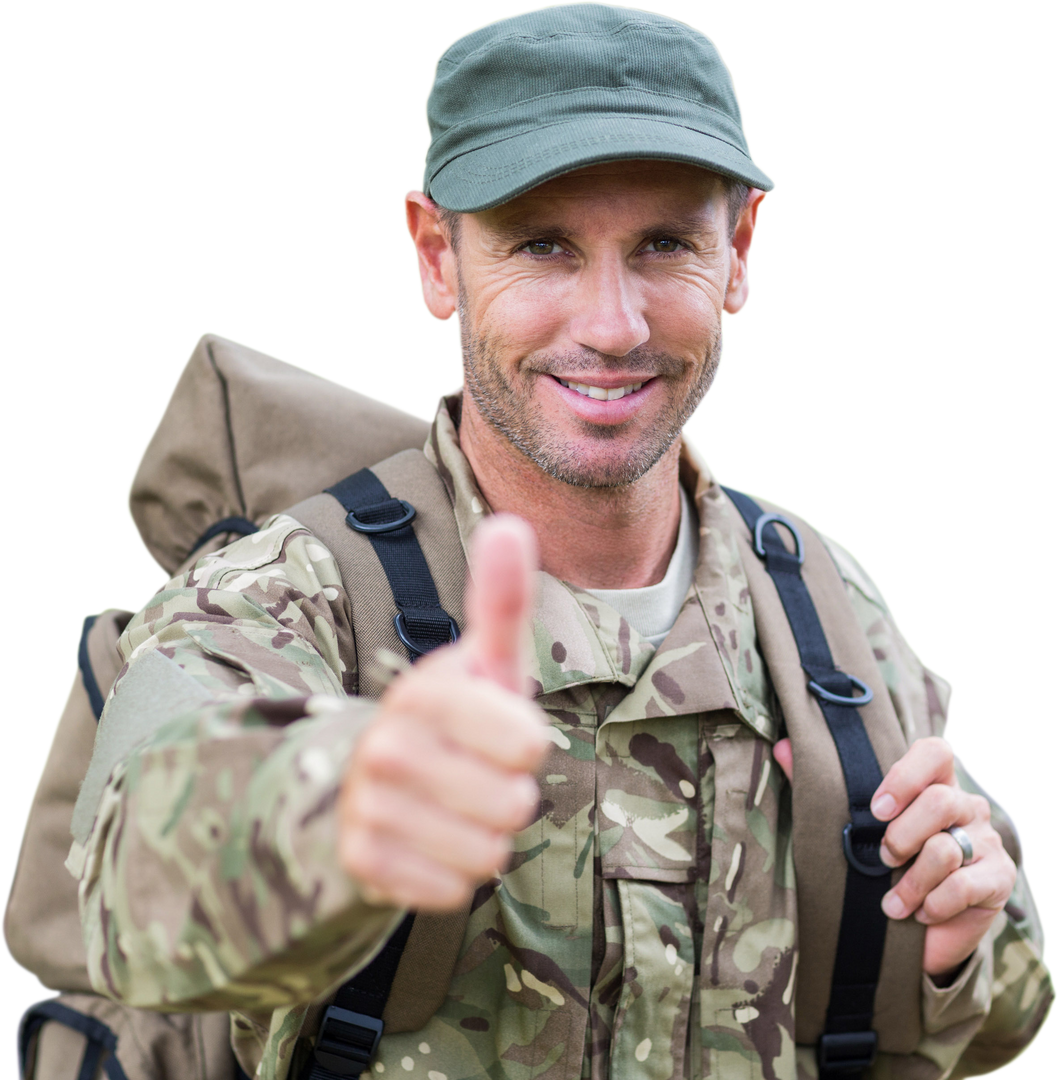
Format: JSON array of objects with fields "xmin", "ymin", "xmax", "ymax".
[{"xmin": 773, "ymin": 735, "xmax": 1016, "ymax": 980}]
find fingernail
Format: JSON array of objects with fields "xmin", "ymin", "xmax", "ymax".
[
  {"xmin": 879, "ymin": 842, "xmax": 898, "ymax": 868},
  {"xmin": 872, "ymin": 793, "xmax": 897, "ymax": 820},
  {"xmin": 881, "ymin": 891, "xmax": 907, "ymax": 919}
]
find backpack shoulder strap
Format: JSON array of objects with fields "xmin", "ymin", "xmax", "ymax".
[
  {"xmin": 722, "ymin": 488, "xmax": 924, "ymax": 1073},
  {"xmin": 291, "ymin": 448, "xmax": 467, "ymax": 698},
  {"xmin": 287, "ymin": 450, "xmax": 472, "ymax": 1076}
]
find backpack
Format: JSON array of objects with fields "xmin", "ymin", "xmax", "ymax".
[
  {"xmin": 6, "ymin": 335, "xmax": 435, "ymax": 1080},
  {"xmin": 6, "ymin": 335, "xmax": 1027, "ymax": 1079}
]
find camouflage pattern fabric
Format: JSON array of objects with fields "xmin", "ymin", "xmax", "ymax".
[{"xmin": 71, "ymin": 397, "xmax": 1051, "ymax": 1080}]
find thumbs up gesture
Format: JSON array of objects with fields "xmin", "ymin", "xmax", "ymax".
[{"xmin": 338, "ymin": 515, "xmax": 549, "ymax": 910}]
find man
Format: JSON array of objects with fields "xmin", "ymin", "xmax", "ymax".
[{"xmin": 70, "ymin": 6, "xmax": 1049, "ymax": 1080}]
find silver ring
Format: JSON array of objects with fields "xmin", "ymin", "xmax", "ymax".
[{"xmin": 945, "ymin": 825, "xmax": 974, "ymax": 867}]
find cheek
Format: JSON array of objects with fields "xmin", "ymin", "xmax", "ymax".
[
  {"xmin": 471, "ymin": 274, "xmax": 573, "ymax": 352},
  {"xmin": 642, "ymin": 277, "xmax": 725, "ymax": 351}
]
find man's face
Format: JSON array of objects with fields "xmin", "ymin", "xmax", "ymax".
[{"xmin": 445, "ymin": 161, "xmax": 746, "ymax": 488}]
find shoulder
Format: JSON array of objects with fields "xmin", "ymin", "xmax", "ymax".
[
  {"xmin": 724, "ymin": 487, "xmax": 951, "ymax": 741},
  {"xmin": 184, "ymin": 513, "xmax": 345, "ymax": 596},
  {"xmin": 722, "ymin": 486, "xmax": 892, "ymax": 619}
]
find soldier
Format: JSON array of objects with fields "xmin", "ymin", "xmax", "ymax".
[{"xmin": 68, "ymin": 6, "xmax": 1050, "ymax": 1080}]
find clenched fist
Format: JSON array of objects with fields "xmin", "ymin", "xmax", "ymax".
[{"xmin": 338, "ymin": 515, "xmax": 550, "ymax": 910}]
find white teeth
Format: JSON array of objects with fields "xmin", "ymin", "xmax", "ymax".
[{"xmin": 558, "ymin": 379, "xmax": 644, "ymax": 400}]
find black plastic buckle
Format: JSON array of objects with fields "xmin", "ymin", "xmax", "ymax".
[
  {"xmin": 346, "ymin": 500, "xmax": 417, "ymax": 534},
  {"xmin": 394, "ymin": 610, "xmax": 460, "ymax": 658},
  {"xmin": 818, "ymin": 1030, "xmax": 878, "ymax": 1073},
  {"xmin": 313, "ymin": 1006, "xmax": 383, "ymax": 1077}
]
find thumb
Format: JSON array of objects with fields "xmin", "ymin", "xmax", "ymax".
[{"xmin": 461, "ymin": 514, "xmax": 538, "ymax": 694}]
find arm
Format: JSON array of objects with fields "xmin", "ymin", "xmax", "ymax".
[
  {"xmin": 74, "ymin": 512, "xmax": 548, "ymax": 1017},
  {"xmin": 825, "ymin": 538, "xmax": 1052, "ymax": 1075},
  {"xmin": 72, "ymin": 514, "xmax": 404, "ymax": 1011}
]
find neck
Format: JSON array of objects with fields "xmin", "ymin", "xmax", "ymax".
[{"xmin": 459, "ymin": 398, "xmax": 682, "ymax": 589}]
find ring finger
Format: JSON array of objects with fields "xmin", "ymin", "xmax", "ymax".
[{"xmin": 882, "ymin": 824, "xmax": 983, "ymax": 920}]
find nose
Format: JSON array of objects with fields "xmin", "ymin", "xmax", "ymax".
[{"xmin": 567, "ymin": 258, "xmax": 650, "ymax": 358}]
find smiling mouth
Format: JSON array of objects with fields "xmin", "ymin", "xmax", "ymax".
[{"xmin": 556, "ymin": 377, "xmax": 645, "ymax": 401}]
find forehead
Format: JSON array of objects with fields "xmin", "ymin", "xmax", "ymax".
[{"xmin": 474, "ymin": 160, "xmax": 728, "ymax": 234}]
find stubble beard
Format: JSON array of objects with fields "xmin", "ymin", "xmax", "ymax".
[{"xmin": 460, "ymin": 295, "xmax": 722, "ymax": 489}]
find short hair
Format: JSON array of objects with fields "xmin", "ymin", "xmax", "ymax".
[{"xmin": 437, "ymin": 176, "xmax": 749, "ymax": 250}]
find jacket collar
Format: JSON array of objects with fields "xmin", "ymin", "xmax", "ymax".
[{"xmin": 423, "ymin": 395, "xmax": 776, "ymax": 740}]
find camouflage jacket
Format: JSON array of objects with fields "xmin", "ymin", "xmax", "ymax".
[{"xmin": 70, "ymin": 397, "xmax": 1051, "ymax": 1080}]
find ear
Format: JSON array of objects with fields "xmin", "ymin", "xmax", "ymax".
[
  {"xmin": 406, "ymin": 192, "xmax": 459, "ymax": 320},
  {"xmin": 723, "ymin": 188, "xmax": 765, "ymax": 314}
]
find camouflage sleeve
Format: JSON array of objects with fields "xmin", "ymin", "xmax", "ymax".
[
  {"xmin": 822, "ymin": 536, "xmax": 1054, "ymax": 1077},
  {"xmin": 69, "ymin": 514, "xmax": 404, "ymax": 1012}
]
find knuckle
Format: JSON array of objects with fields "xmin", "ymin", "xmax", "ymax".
[
  {"xmin": 939, "ymin": 783, "xmax": 960, "ymax": 816},
  {"xmin": 970, "ymin": 794, "xmax": 991, "ymax": 820},
  {"xmin": 923, "ymin": 783, "xmax": 957, "ymax": 820},
  {"xmin": 347, "ymin": 784, "xmax": 390, "ymax": 830},
  {"xmin": 461, "ymin": 838, "xmax": 502, "ymax": 877},
  {"xmin": 925, "ymin": 832, "xmax": 961, "ymax": 873},
  {"xmin": 343, "ymin": 837, "xmax": 387, "ymax": 883},
  {"xmin": 355, "ymin": 727, "xmax": 403, "ymax": 774},
  {"xmin": 886, "ymin": 843, "xmax": 910, "ymax": 867},
  {"xmin": 883, "ymin": 829, "xmax": 912, "ymax": 863},
  {"xmin": 952, "ymin": 873, "xmax": 973, "ymax": 908},
  {"xmin": 362, "ymin": 725, "xmax": 433, "ymax": 782},
  {"xmin": 923, "ymin": 736, "xmax": 953, "ymax": 765},
  {"xmin": 981, "ymin": 826, "xmax": 1003, "ymax": 856}
]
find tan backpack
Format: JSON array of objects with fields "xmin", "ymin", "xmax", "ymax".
[
  {"xmin": 6, "ymin": 335, "xmax": 1025, "ymax": 1079},
  {"xmin": 5, "ymin": 335, "xmax": 434, "ymax": 1079}
]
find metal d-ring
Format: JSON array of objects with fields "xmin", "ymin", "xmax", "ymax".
[
  {"xmin": 843, "ymin": 822, "xmax": 892, "ymax": 877},
  {"xmin": 345, "ymin": 500, "xmax": 417, "ymax": 534},
  {"xmin": 753, "ymin": 512, "xmax": 805, "ymax": 564},
  {"xmin": 808, "ymin": 673, "xmax": 874, "ymax": 707}
]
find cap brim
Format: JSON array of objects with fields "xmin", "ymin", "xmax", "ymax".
[{"xmin": 427, "ymin": 115, "xmax": 773, "ymax": 213}]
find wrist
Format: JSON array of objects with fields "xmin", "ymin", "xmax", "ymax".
[{"xmin": 926, "ymin": 953, "xmax": 972, "ymax": 988}]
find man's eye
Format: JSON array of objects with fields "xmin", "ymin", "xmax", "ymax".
[
  {"xmin": 644, "ymin": 237, "xmax": 683, "ymax": 253},
  {"xmin": 522, "ymin": 240, "xmax": 558, "ymax": 255}
]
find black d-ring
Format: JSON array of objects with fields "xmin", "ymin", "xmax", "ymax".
[
  {"xmin": 346, "ymin": 500, "xmax": 417, "ymax": 534},
  {"xmin": 753, "ymin": 512, "xmax": 805, "ymax": 564},
  {"xmin": 394, "ymin": 610, "xmax": 460, "ymax": 657},
  {"xmin": 842, "ymin": 822, "xmax": 891, "ymax": 877},
  {"xmin": 808, "ymin": 673, "xmax": 874, "ymax": 707}
]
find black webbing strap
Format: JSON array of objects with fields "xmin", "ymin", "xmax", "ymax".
[
  {"xmin": 78, "ymin": 614, "xmax": 107, "ymax": 721},
  {"xmin": 18, "ymin": 999, "xmax": 129, "ymax": 1080},
  {"xmin": 304, "ymin": 915, "xmax": 416, "ymax": 1080},
  {"xmin": 302, "ymin": 467, "xmax": 462, "ymax": 1079},
  {"xmin": 325, "ymin": 468, "xmax": 459, "ymax": 660},
  {"xmin": 723, "ymin": 488, "xmax": 891, "ymax": 1078},
  {"xmin": 188, "ymin": 515, "xmax": 259, "ymax": 558}
]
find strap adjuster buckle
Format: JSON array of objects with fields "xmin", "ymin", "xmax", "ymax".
[
  {"xmin": 314, "ymin": 1006, "xmax": 383, "ymax": 1077},
  {"xmin": 394, "ymin": 610, "xmax": 460, "ymax": 657},
  {"xmin": 818, "ymin": 1030, "xmax": 878, "ymax": 1073}
]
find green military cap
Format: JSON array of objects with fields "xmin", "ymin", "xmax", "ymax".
[{"xmin": 424, "ymin": 3, "xmax": 773, "ymax": 213}]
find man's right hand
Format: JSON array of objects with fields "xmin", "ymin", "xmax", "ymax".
[{"xmin": 337, "ymin": 515, "xmax": 549, "ymax": 911}]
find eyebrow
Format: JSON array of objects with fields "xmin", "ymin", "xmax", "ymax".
[{"xmin": 483, "ymin": 215, "xmax": 721, "ymax": 245}]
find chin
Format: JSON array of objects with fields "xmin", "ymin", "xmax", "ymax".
[{"xmin": 525, "ymin": 436, "xmax": 676, "ymax": 489}]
